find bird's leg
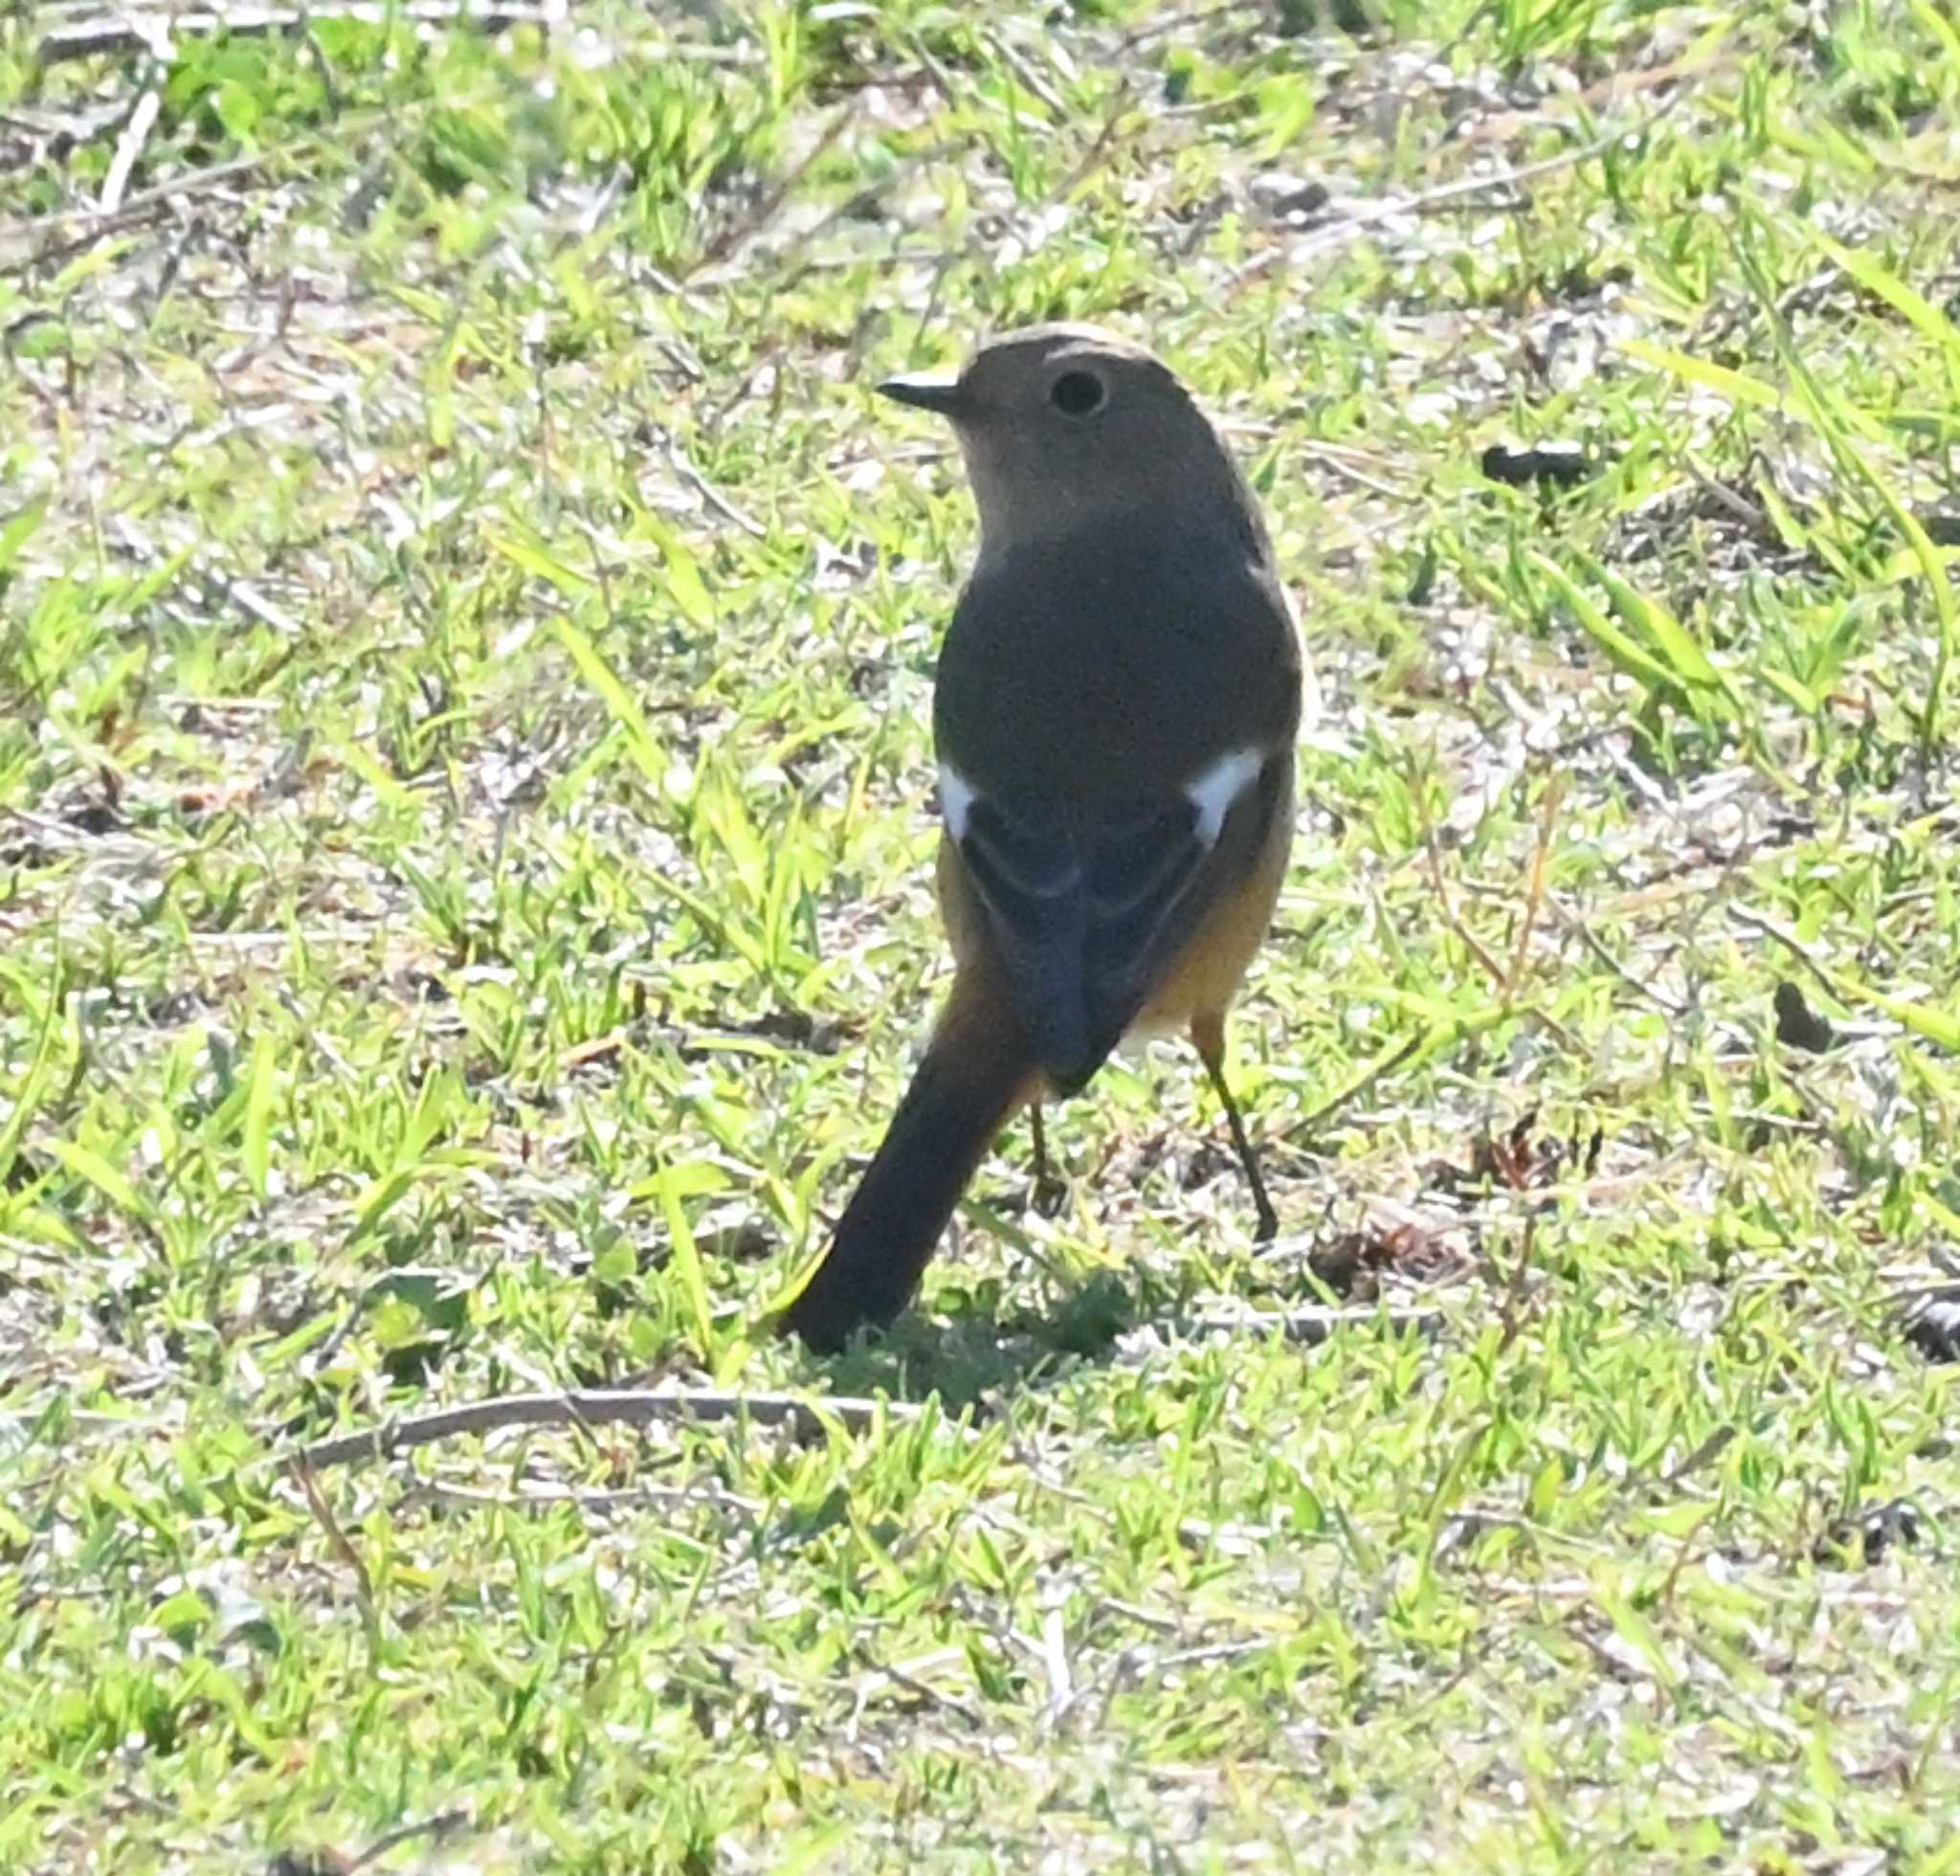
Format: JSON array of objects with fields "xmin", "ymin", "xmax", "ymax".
[
  {"xmin": 1192, "ymin": 1011, "xmax": 1279, "ymax": 1241},
  {"xmin": 1027, "ymin": 1096, "xmax": 1067, "ymax": 1217}
]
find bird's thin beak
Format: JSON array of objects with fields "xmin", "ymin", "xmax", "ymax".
[{"xmin": 877, "ymin": 372, "xmax": 966, "ymax": 416}]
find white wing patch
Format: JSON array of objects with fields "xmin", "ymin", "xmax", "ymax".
[
  {"xmin": 938, "ymin": 762, "xmax": 976, "ymax": 841},
  {"xmin": 1185, "ymin": 747, "xmax": 1264, "ymax": 847}
]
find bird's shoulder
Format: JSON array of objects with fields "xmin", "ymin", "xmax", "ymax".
[{"xmin": 933, "ymin": 520, "xmax": 1301, "ymax": 812}]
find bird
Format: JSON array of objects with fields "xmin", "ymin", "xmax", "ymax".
[{"xmin": 781, "ymin": 324, "xmax": 1305, "ymax": 1352}]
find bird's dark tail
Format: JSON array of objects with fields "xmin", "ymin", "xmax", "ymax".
[{"xmin": 781, "ymin": 968, "xmax": 1037, "ymax": 1352}]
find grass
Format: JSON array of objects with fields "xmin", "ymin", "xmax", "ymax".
[{"xmin": 4, "ymin": 0, "xmax": 1960, "ymax": 1866}]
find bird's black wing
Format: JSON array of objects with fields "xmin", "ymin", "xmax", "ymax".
[{"xmin": 943, "ymin": 748, "xmax": 1287, "ymax": 1092}]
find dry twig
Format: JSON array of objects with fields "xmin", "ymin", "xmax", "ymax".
[
  {"xmin": 292, "ymin": 1386, "xmax": 920, "ymax": 1472},
  {"xmin": 1174, "ymin": 1303, "xmax": 1441, "ymax": 1343},
  {"xmin": 97, "ymin": 88, "xmax": 160, "ymax": 214},
  {"xmin": 1226, "ymin": 91, "xmax": 1699, "ymax": 298},
  {"xmin": 37, "ymin": 0, "xmax": 565, "ymax": 63}
]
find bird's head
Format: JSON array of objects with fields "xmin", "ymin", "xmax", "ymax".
[{"xmin": 878, "ymin": 324, "xmax": 1253, "ymax": 553}]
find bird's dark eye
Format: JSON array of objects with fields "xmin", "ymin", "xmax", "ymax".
[{"xmin": 1049, "ymin": 369, "xmax": 1106, "ymax": 416}]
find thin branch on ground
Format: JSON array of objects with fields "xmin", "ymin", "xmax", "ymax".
[
  {"xmin": 97, "ymin": 88, "xmax": 160, "ymax": 215},
  {"xmin": 0, "ymin": 103, "xmax": 423, "ymax": 268},
  {"xmin": 1226, "ymin": 88, "xmax": 1701, "ymax": 297},
  {"xmin": 692, "ymin": 100, "xmax": 857, "ymax": 275},
  {"xmin": 37, "ymin": 0, "xmax": 567, "ymax": 64},
  {"xmin": 291, "ymin": 1386, "xmax": 922, "ymax": 1472},
  {"xmin": 404, "ymin": 1478, "xmax": 767, "ymax": 1519},
  {"xmin": 348, "ymin": 1808, "xmax": 474, "ymax": 1872},
  {"xmin": 1288, "ymin": 1031, "xmax": 1427, "ymax": 1137},
  {"xmin": 1546, "ymin": 890, "xmax": 1688, "ymax": 1018},
  {"xmin": 1173, "ymin": 1304, "xmax": 1442, "ymax": 1343}
]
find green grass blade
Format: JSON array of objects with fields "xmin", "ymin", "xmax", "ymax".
[
  {"xmin": 550, "ymin": 614, "xmax": 667, "ymax": 790},
  {"xmin": 1615, "ymin": 337, "xmax": 1780, "ymax": 410}
]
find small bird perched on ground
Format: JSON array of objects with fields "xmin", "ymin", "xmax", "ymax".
[{"xmin": 783, "ymin": 324, "xmax": 1305, "ymax": 1353}]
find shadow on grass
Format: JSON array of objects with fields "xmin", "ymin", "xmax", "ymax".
[{"xmin": 791, "ymin": 1270, "xmax": 1142, "ymax": 1412}]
